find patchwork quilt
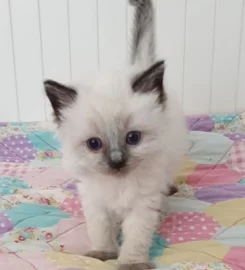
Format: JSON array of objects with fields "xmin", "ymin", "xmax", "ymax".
[{"xmin": 0, "ymin": 113, "xmax": 245, "ymax": 270}]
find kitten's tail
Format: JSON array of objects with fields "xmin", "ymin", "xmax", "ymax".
[{"xmin": 129, "ymin": 0, "xmax": 156, "ymax": 68}]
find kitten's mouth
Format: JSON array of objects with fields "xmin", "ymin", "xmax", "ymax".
[
  {"xmin": 108, "ymin": 166, "xmax": 128, "ymax": 176},
  {"xmin": 98, "ymin": 158, "xmax": 141, "ymax": 177},
  {"xmin": 106, "ymin": 161, "xmax": 140, "ymax": 177}
]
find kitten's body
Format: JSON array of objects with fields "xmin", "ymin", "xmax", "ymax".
[
  {"xmin": 44, "ymin": 1, "xmax": 186, "ymax": 269},
  {"xmin": 73, "ymin": 70, "xmax": 184, "ymax": 213}
]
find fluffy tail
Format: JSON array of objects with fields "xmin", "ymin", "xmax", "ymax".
[{"xmin": 129, "ymin": 0, "xmax": 156, "ymax": 68}]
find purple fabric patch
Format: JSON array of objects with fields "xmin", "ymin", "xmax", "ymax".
[
  {"xmin": 0, "ymin": 212, "xmax": 13, "ymax": 237},
  {"xmin": 0, "ymin": 123, "xmax": 7, "ymax": 127},
  {"xmin": 191, "ymin": 116, "xmax": 214, "ymax": 132},
  {"xmin": 186, "ymin": 116, "xmax": 200, "ymax": 130},
  {"xmin": 1, "ymin": 135, "xmax": 36, "ymax": 163},
  {"xmin": 62, "ymin": 179, "xmax": 79, "ymax": 195},
  {"xmin": 195, "ymin": 184, "xmax": 245, "ymax": 203},
  {"xmin": 225, "ymin": 133, "xmax": 245, "ymax": 141},
  {"xmin": 0, "ymin": 144, "xmax": 23, "ymax": 163}
]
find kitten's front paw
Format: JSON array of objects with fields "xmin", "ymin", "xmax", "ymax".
[
  {"xmin": 118, "ymin": 262, "xmax": 154, "ymax": 270},
  {"xmin": 85, "ymin": 250, "xmax": 118, "ymax": 261}
]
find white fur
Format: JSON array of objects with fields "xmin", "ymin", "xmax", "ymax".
[{"xmin": 55, "ymin": 67, "xmax": 187, "ymax": 265}]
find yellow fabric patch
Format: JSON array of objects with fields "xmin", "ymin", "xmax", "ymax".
[
  {"xmin": 156, "ymin": 240, "xmax": 229, "ymax": 265},
  {"xmin": 175, "ymin": 157, "xmax": 197, "ymax": 185},
  {"xmin": 46, "ymin": 252, "xmax": 114, "ymax": 269},
  {"xmin": 205, "ymin": 199, "xmax": 245, "ymax": 226}
]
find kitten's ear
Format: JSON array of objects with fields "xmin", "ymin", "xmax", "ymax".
[
  {"xmin": 132, "ymin": 60, "xmax": 166, "ymax": 103},
  {"xmin": 44, "ymin": 80, "xmax": 77, "ymax": 123}
]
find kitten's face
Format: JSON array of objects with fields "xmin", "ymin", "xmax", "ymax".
[{"xmin": 44, "ymin": 61, "xmax": 166, "ymax": 177}]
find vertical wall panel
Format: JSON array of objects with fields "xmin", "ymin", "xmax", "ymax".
[
  {"xmin": 156, "ymin": 0, "xmax": 186, "ymax": 101},
  {"xmin": 39, "ymin": 0, "xmax": 71, "ymax": 82},
  {"xmin": 39, "ymin": 0, "xmax": 71, "ymax": 119},
  {"xmin": 0, "ymin": 0, "xmax": 18, "ymax": 121},
  {"xmin": 69, "ymin": 0, "xmax": 98, "ymax": 81},
  {"xmin": 98, "ymin": 0, "xmax": 127, "ymax": 70},
  {"xmin": 1, "ymin": 0, "xmax": 245, "ymax": 121},
  {"xmin": 127, "ymin": 1, "xmax": 134, "ymax": 64},
  {"xmin": 237, "ymin": 1, "xmax": 245, "ymax": 112},
  {"xmin": 183, "ymin": 0, "xmax": 215, "ymax": 114},
  {"xmin": 211, "ymin": 0, "xmax": 243, "ymax": 113},
  {"xmin": 10, "ymin": 0, "xmax": 45, "ymax": 121}
]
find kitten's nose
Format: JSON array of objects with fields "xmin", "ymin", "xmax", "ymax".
[{"xmin": 108, "ymin": 151, "xmax": 126, "ymax": 170}]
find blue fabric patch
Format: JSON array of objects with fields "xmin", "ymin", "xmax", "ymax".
[
  {"xmin": 211, "ymin": 113, "xmax": 238, "ymax": 124},
  {"xmin": 214, "ymin": 226, "xmax": 245, "ymax": 247},
  {"xmin": 4, "ymin": 203, "xmax": 70, "ymax": 228},
  {"xmin": 11, "ymin": 123, "xmax": 24, "ymax": 127},
  {"xmin": 239, "ymin": 178, "xmax": 245, "ymax": 185},
  {"xmin": 118, "ymin": 232, "xmax": 167, "ymax": 260},
  {"xmin": 150, "ymin": 232, "xmax": 168, "ymax": 259},
  {"xmin": 188, "ymin": 131, "xmax": 233, "ymax": 165},
  {"xmin": 0, "ymin": 177, "xmax": 30, "ymax": 195},
  {"xmin": 26, "ymin": 131, "xmax": 61, "ymax": 151}
]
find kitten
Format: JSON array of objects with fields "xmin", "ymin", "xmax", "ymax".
[{"xmin": 44, "ymin": 0, "xmax": 186, "ymax": 269}]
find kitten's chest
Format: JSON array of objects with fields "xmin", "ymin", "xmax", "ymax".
[{"xmin": 100, "ymin": 180, "xmax": 137, "ymax": 215}]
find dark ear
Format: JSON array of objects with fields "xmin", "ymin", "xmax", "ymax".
[
  {"xmin": 132, "ymin": 60, "xmax": 166, "ymax": 103},
  {"xmin": 44, "ymin": 80, "xmax": 77, "ymax": 123}
]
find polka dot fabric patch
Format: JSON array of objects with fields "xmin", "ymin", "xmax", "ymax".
[
  {"xmin": 159, "ymin": 212, "xmax": 220, "ymax": 244},
  {"xmin": 0, "ymin": 212, "xmax": 13, "ymax": 237},
  {"xmin": 225, "ymin": 133, "xmax": 245, "ymax": 141},
  {"xmin": 0, "ymin": 144, "xmax": 23, "ymax": 163},
  {"xmin": 1, "ymin": 135, "xmax": 36, "ymax": 162},
  {"xmin": 211, "ymin": 113, "xmax": 238, "ymax": 124},
  {"xmin": 60, "ymin": 197, "xmax": 83, "ymax": 217}
]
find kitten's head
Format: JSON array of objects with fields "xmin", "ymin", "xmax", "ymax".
[{"xmin": 44, "ymin": 61, "xmax": 166, "ymax": 177}]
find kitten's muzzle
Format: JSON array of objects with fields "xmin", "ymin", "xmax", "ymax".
[{"xmin": 108, "ymin": 150, "xmax": 126, "ymax": 170}]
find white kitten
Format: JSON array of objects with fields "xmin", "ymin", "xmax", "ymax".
[{"xmin": 44, "ymin": 1, "xmax": 186, "ymax": 269}]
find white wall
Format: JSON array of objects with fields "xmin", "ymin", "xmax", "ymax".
[{"xmin": 0, "ymin": 0, "xmax": 245, "ymax": 121}]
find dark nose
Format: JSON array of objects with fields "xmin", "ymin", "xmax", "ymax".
[
  {"xmin": 108, "ymin": 150, "xmax": 126, "ymax": 170},
  {"xmin": 108, "ymin": 159, "xmax": 126, "ymax": 170}
]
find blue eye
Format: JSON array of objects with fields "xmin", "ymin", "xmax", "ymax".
[
  {"xmin": 126, "ymin": 131, "xmax": 141, "ymax": 145},
  {"xmin": 87, "ymin": 137, "xmax": 102, "ymax": 151}
]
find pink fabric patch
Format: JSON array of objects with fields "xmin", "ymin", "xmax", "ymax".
[
  {"xmin": 227, "ymin": 141, "xmax": 245, "ymax": 174},
  {"xmin": 159, "ymin": 212, "xmax": 220, "ymax": 244},
  {"xmin": 49, "ymin": 219, "xmax": 90, "ymax": 254},
  {"xmin": 0, "ymin": 253, "xmax": 34, "ymax": 270},
  {"xmin": 60, "ymin": 197, "xmax": 83, "ymax": 217},
  {"xmin": 24, "ymin": 168, "xmax": 70, "ymax": 187},
  {"xmin": 0, "ymin": 162, "xmax": 31, "ymax": 178},
  {"xmin": 19, "ymin": 252, "xmax": 57, "ymax": 270},
  {"xmin": 224, "ymin": 247, "xmax": 245, "ymax": 270},
  {"xmin": 187, "ymin": 164, "xmax": 242, "ymax": 187}
]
